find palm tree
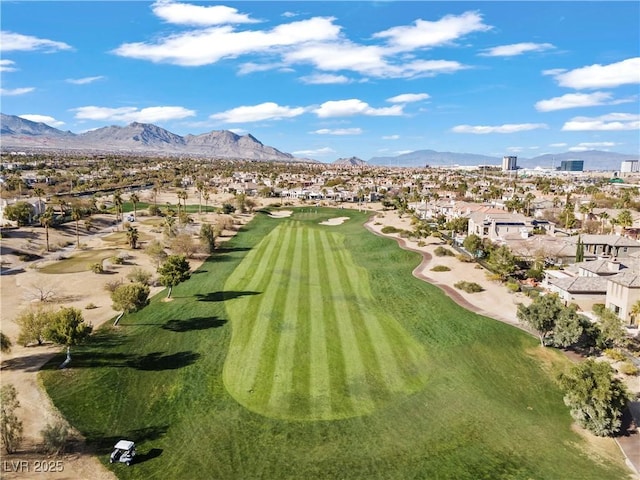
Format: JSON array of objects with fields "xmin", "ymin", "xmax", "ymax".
[
  {"xmin": 152, "ymin": 185, "xmax": 159, "ymax": 206},
  {"xmin": 616, "ymin": 209, "xmax": 633, "ymax": 229},
  {"xmin": 203, "ymin": 190, "xmax": 210, "ymax": 213},
  {"xmin": 71, "ymin": 205, "xmax": 82, "ymax": 248},
  {"xmin": 630, "ymin": 300, "xmax": 640, "ymax": 327},
  {"xmin": 196, "ymin": 181, "xmax": 204, "ymax": 214},
  {"xmin": 33, "ymin": 186, "xmax": 45, "ymax": 207},
  {"xmin": 113, "ymin": 190, "xmax": 123, "ymax": 229},
  {"xmin": 126, "ymin": 225, "xmax": 139, "ymax": 249},
  {"xmin": 40, "ymin": 207, "xmax": 54, "ymax": 252},
  {"xmin": 598, "ymin": 211, "xmax": 610, "ymax": 233},
  {"xmin": 129, "ymin": 192, "xmax": 139, "ymax": 221},
  {"xmin": 177, "ymin": 190, "xmax": 187, "ymax": 214}
]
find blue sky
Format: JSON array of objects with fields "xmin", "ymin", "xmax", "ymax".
[{"xmin": 1, "ymin": 1, "xmax": 639, "ymax": 162}]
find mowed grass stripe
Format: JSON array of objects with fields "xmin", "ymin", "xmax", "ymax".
[
  {"xmin": 319, "ymin": 232, "xmax": 375, "ymax": 414},
  {"xmin": 267, "ymin": 225, "xmax": 304, "ymax": 414},
  {"xmin": 315, "ymin": 230, "xmax": 352, "ymax": 418},
  {"xmin": 242, "ymin": 222, "xmax": 297, "ymax": 400},
  {"xmin": 223, "ymin": 223, "xmax": 295, "ymax": 405},
  {"xmin": 332, "ymin": 244, "xmax": 415, "ymax": 394},
  {"xmin": 307, "ymin": 228, "xmax": 332, "ymax": 418},
  {"xmin": 229, "ymin": 224, "xmax": 288, "ymax": 349}
]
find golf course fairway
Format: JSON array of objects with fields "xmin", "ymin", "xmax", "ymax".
[{"xmin": 223, "ymin": 220, "xmax": 429, "ymax": 420}]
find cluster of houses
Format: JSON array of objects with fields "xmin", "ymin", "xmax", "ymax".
[{"xmin": 411, "ymin": 198, "xmax": 640, "ymax": 327}]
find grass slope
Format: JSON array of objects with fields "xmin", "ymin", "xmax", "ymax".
[{"xmin": 39, "ymin": 209, "xmax": 628, "ymax": 480}]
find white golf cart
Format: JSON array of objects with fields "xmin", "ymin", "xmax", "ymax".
[{"xmin": 110, "ymin": 440, "xmax": 136, "ymax": 466}]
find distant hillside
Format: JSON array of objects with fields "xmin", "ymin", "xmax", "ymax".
[
  {"xmin": 523, "ymin": 150, "xmax": 639, "ymax": 171},
  {"xmin": 369, "ymin": 149, "xmax": 500, "ymax": 167},
  {"xmin": 333, "ymin": 156, "xmax": 367, "ymax": 166},
  {"xmin": 0, "ymin": 113, "xmax": 74, "ymax": 138},
  {"xmin": 369, "ymin": 148, "xmax": 638, "ymax": 170},
  {"xmin": 0, "ymin": 113, "xmax": 298, "ymax": 161}
]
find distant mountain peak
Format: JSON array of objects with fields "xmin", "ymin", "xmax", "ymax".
[
  {"xmin": 0, "ymin": 113, "xmax": 299, "ymax": 161},
  {"xmin": 333, "ymin": 156, "xmax": 367, "ymax": 166}
]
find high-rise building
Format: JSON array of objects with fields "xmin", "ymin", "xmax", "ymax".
[
  {"xmin": 559, "ymin": 160, "xmax": 584, "ymax": 171},
  {"xmin": 502, "ymin": 156, "xmax": 517, "ymax": 171},
  {"xmin": 621, "ymin": 160, "xmax": 639, "ymax": 173}
]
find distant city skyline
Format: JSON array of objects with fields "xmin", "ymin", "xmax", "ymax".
[{"xmin": 1, "ymin": 1, "xmax": 638, "ymax": 161}]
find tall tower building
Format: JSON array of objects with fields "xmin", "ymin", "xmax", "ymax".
[{"xmin": 502, "ymin": 156, "xmax": 517, "ymax": 171}]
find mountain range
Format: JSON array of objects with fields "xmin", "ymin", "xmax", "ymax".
[
  {"xmin": 0, "ymin": 113, "xmax": 295, "ymax": 162},
  {"xmin": 1, "ymin": 113, "xmax": 637, "ymax": 169}
]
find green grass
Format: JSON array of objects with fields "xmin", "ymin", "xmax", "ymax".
[
  {"xmin": 102, "ymin": 231, "xmax": 152, "ymax": 245},
  {"xmin": 39, "ymin": 208, "xmax": 628, "ymax": 479},
  {"xmin": 39, "ymin": 249, "xmax": 119, "ymax": 274}
]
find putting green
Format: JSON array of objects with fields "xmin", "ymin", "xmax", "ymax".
[{"xmin": 223, "ymin": 220, "xmax": 429, "ymax": 420}]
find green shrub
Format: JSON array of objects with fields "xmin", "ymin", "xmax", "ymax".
[
  {"xmin": 85, "ymin": 303, "xmax": 98, "ymax": 310},
  {"xmin": 618, "ymin": 361, "xmax": 639, "ymax": 376},
  {"xmin": 434, "ymin": 246, "xmax": 455, "ymax": 257},
  {"xmin": 381, "ymin": 226, "xmax": 401, "ymax": 234},
  {"xmin": 430, "ymin": 265, "xmax": 451, "ymax": 272},
  {"xmin": 603, "ymin": 348, "xmax": 626, "ymax": 362},
  {"xmin": 506, "ymin": 281, "xmax": 520, "ymax": 293},
  {"xmin": 148, "ymin": 204, "xmax": 162, "ymax": 216},
  {"xmin": 456, "ymin": 254, "xmax": 474, "ymax": 263},
  {"xmin": 592, "ymin": 304, "xmax": 606, "ymax": 316},
  {"xmin": 40, "ymin": 421, "xmax": 69, "ymax": 455},
  {"xmin": 454, "ymin": 281, "xmax": 484, "ymax": 293},
  {"xmin": 89, "ymin": 262, "xmax": 104, "ymax": 274},
  {"xmin": 127, "ymin": 267, "xmax": 152, "ymax": 286},
  {"xmin": 417, "ymin": 240, "xmax": 426, "ymax": 247},
  {"xmin": 110, "ymin": 255, "xmax": 125, "ymax": 265}
]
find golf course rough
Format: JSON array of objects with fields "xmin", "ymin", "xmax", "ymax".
[{"xmin": 223, "ymin": 219, "xmax": 430, "ymax": 420}]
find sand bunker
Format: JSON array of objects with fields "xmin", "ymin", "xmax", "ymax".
[
  {"xmin": 268, "ymin": 210, "xmax": 293, "ymax": 218},
  {"xmin": 319, "ymin": 217, "xmax": 350, "ymax": 226}
]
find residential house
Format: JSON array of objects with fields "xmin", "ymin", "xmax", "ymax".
[{"xmin": 606, "ymin": 272, "xmax": 640, "ymax": 326}]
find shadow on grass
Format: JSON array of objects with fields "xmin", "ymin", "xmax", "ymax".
[
  {"xmin": 135, "ymin": 448, "xmax": 163, "ymax": 464},
  {"xmin": 195, "ymin": 290, "xmax": 260, "ymax": 302},
  {"xmin": 40, "ymin": 350, "xmax": 200, "ymax": 371},
  {"xmin": 89, "ymin": 425, "xmax": 169, "ymax": 455},
  {"xmin": 162, "ymin": 316, "xmax": 227, "ymax": 332}
]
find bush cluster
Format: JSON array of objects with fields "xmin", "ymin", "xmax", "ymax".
[{"xmin": 454, "ymin": 281, "xmax": 484, "ymax": 293}]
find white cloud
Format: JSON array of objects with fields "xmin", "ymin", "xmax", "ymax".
[
  {"xmin": 210, "ymin": 102, "xmax": 306, "ymax": 123},
  {"xmin": 18, "ymin": 114, "xmax": 65, "ymax": 127},
  {"xmin": 113, "ymin": 17, "xmax": 341, "ymax": 66},
  {"xmin": 549, "ymin": 143, "xmax": 568, "ymax": 147},
  {"xmin": 0, "ymin": 31, "xmax": 72, "ymax": 52},
  {"xmin": 286, "ymin": 41, "xmax": 468, "ymax": 78},
  {"xmin": 0, "ymin": 87, "xmax": 35, "ymax": 96},
  {"xmin": 312, "ymin": 128, "xmax": 362, "ymax": 135},
  {"xmin": 568, "ymin": 142, "xmax": 618, "ymax": 152},
  {"xmin": 292, "ymin": 146, "xmax": 335, "ymax": 157},
  {"xmin": 373, "ymin": 11, "xmax": 491, "ymax": 51},
  {"xmin": 73, "ymin": 105, "xmax": 196, "ymax": 123},
  {"xmin": 507, "ymin": 146, "xmax": 524, "ymax": 153},
  {"xmin": 151, "ymin": 1, "xmax": 259, "ymax": 26},
  {"xmin": 382, "ymin": 135, "xmax": 400, "ymax": 140},
  {"xmin": 542, "ymin": 68, "xmax": 566, "ymax": 76},
  {"xmin": 561, "ymin": 112, "xmax": 640, "ymax": 131},
  {"xmin": 66, "ymin": 76, "xmax": 105, "ymax": 85},
  {"xmin": 313, "ymin": 99, "xmax": 403, "ymax": 118},
  {"xmin": 535, "ymin": 91, "xmax": 615, "ymax": 111},
  {"xmin": 0, "ymin": 59, "xmax": 17, "ymax": 72},
  {"xmin": 386, "ymin": 93, "xmax": 430, "ymax": 103},
  {"xmin": 113, "ymin": 9, "xmax": 475, "ymax": 80},
  {"xmin": 300, "ymin": 73, "xmax": 350, "ymax": 84},
  {"xmin": 451, "ymin": 123, "xmax": 548, "ymax": 134},
  {"xmin": 552, "ymin": 57, "xmax": 640, "ymax": 89},
  {"xmin": 480, "ymin": 42, "xmax": 554, "ymax": 57}
]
